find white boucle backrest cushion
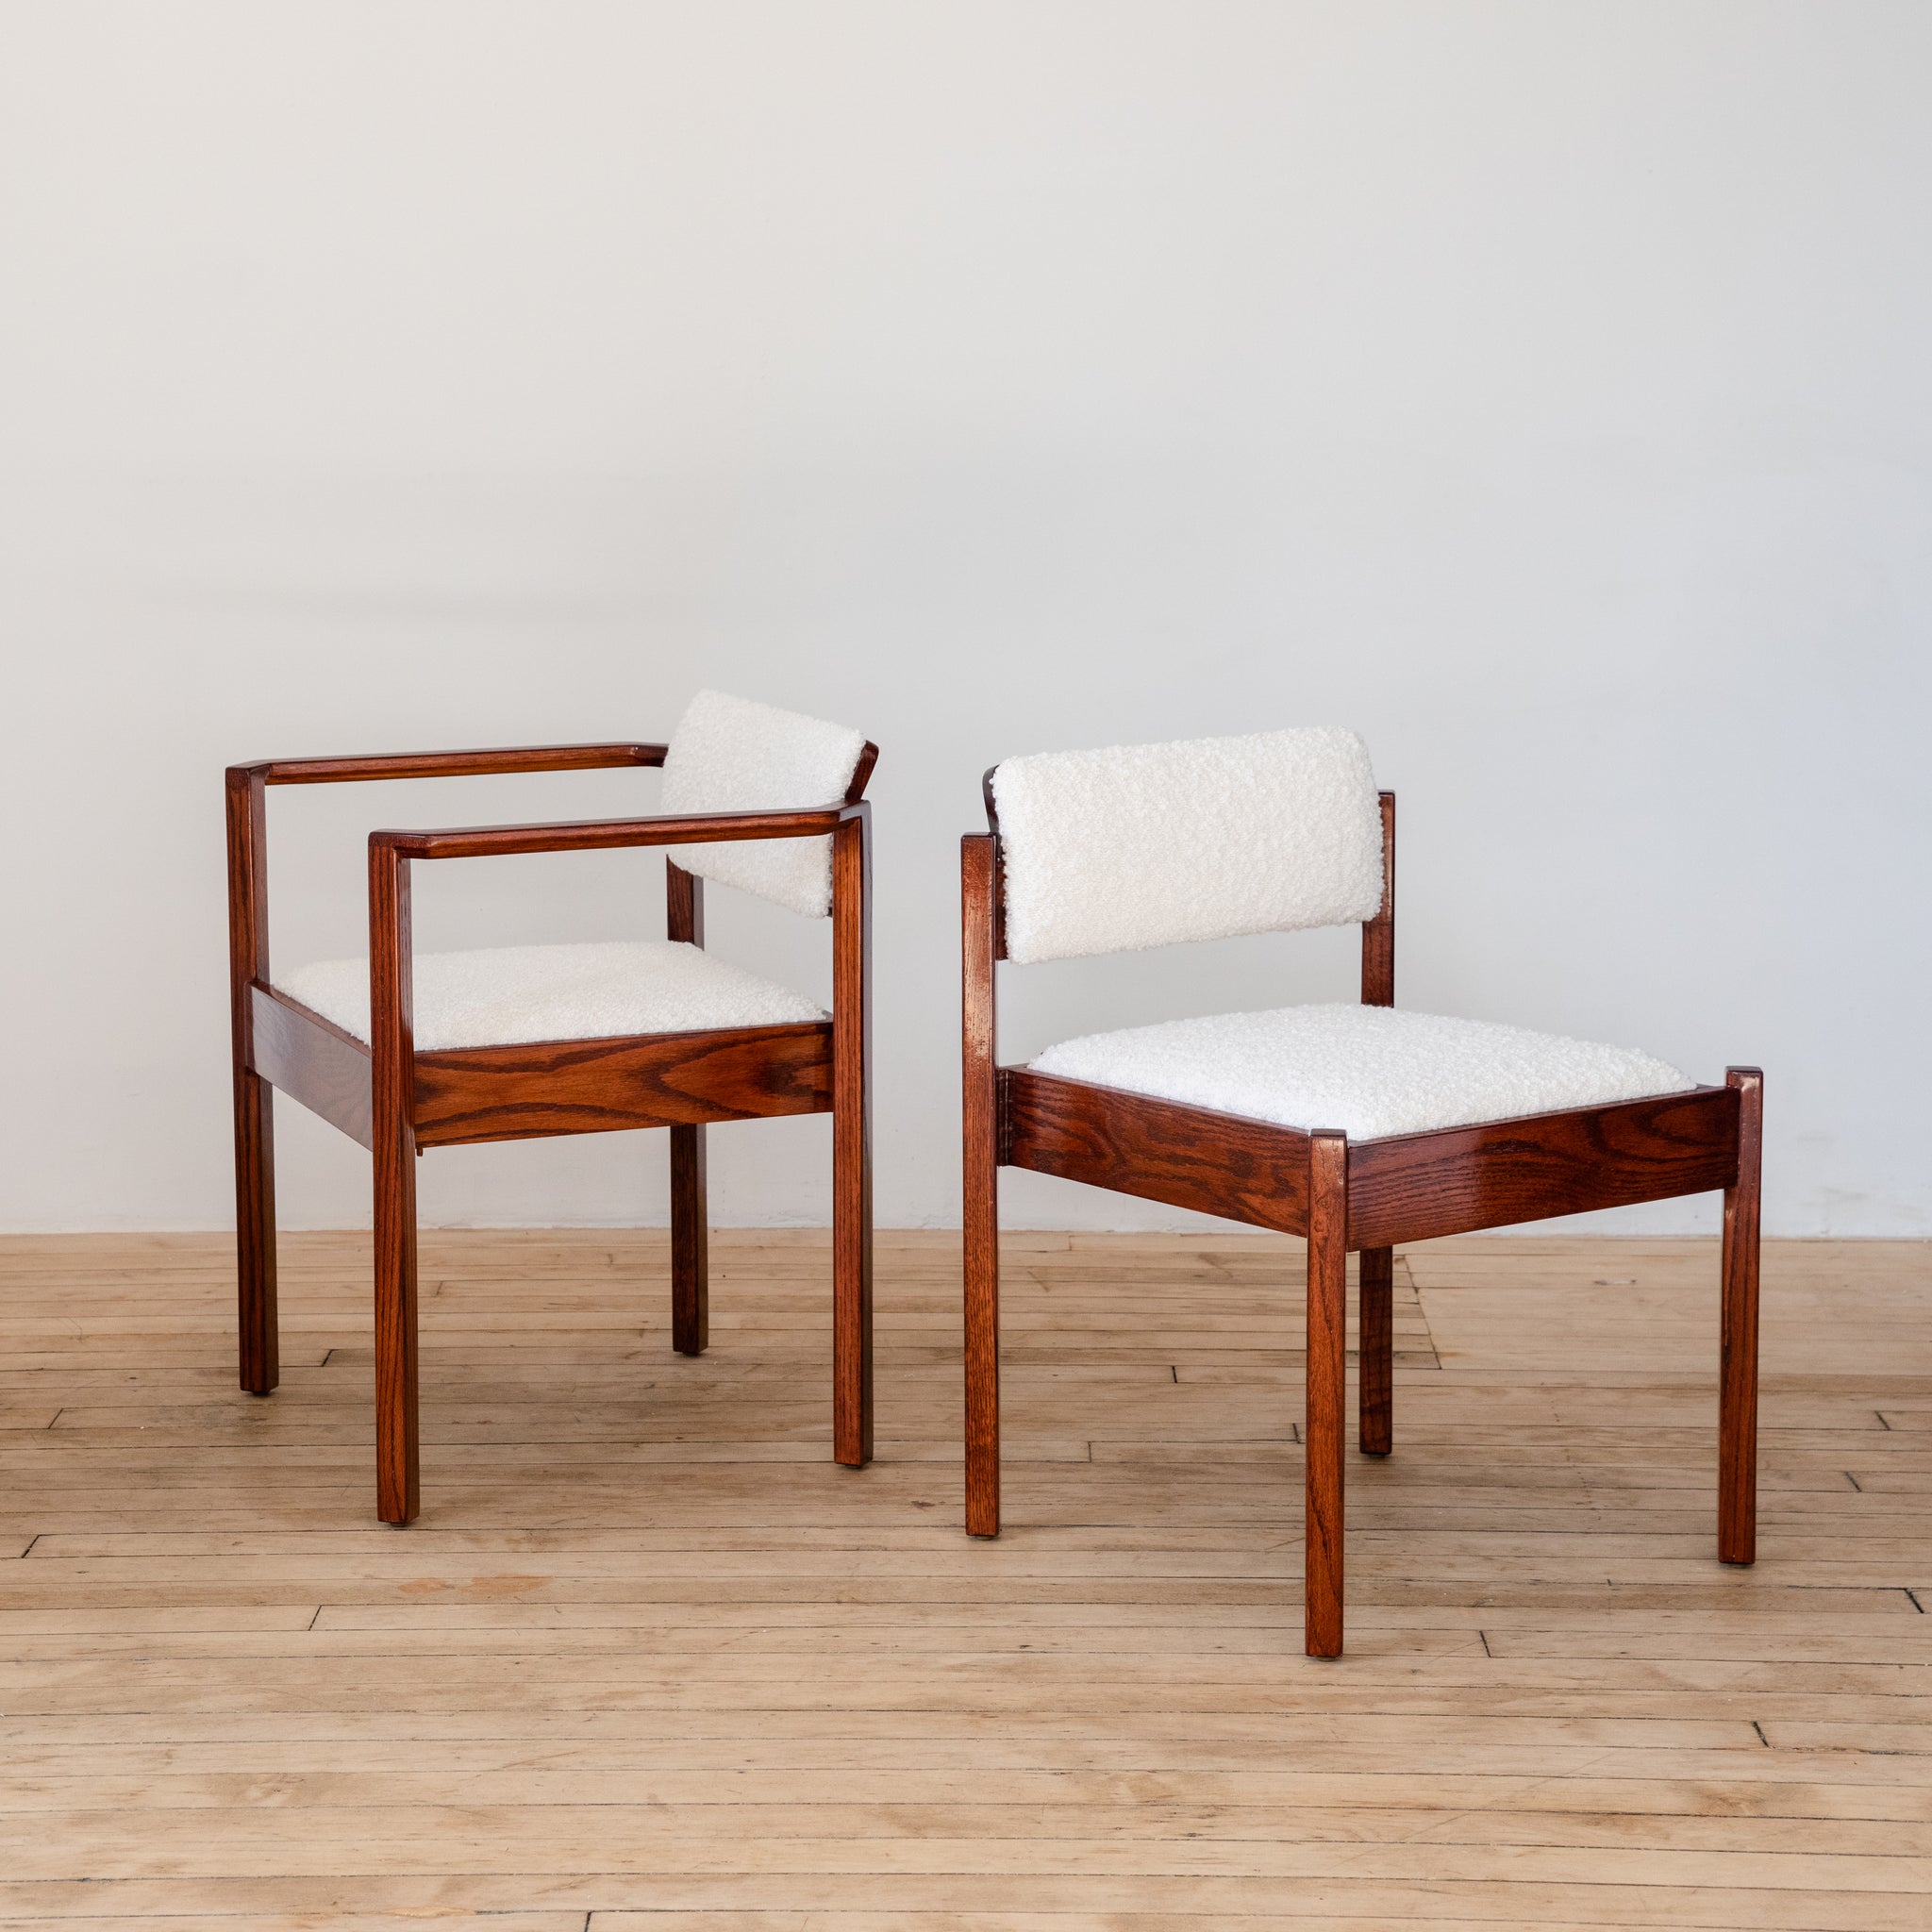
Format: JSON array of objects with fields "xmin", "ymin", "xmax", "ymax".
[
  {"xmin": 659, "ymin": 690, "xmax": 869, "ymax": 918},
  {"xmin": 991, "ymin": 725, "xmax": 1384, "ymax": 964}
]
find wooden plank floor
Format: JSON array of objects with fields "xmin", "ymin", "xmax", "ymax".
[{"xmin": 0, "ymin": 1228, "xmax": 1928, "ymax": 1931}]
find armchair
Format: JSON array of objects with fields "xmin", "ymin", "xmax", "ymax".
[{"xmin": 226, "ymin": 691, "xmax": 876, "ymax": 1524}]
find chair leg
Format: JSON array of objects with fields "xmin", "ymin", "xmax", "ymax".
[
  {"xmin": 832, "ymin": 815, "xmax": 874, "ymax": 1468},
  {"xmin": 1720, "ymin": 1068, "xmax": 1763, "ymax": 1565},
  {"xmin": 833, "ymin": 1100, "xmax": 874, "ymax": 1467},
  {"xmin": 373, "ymin": 1099, "xmax": 420, "ymax": 1526},
  {"xmin": 963, "ymin": 1115, "xmax": 1000, "ymax": 1539},
  {"xmin": 671, "ymin": 1124, "xmax": 708, "ymax": 1356},
  {"xmin": 1357, "ymin": 1245, "xmax": 1392, "ymax": 1457},
  {"xmin": 1306, "ymin": 1131, "xmax": 1348, "ymax": 1657},
  {"xmin": 234, "ymin": 1067, "xmax": 279, "ymax": 1396}
]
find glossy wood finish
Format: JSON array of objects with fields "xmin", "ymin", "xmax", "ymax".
[
  {"xmin": 1721, "ymin": 1066, "xmax": 1764, "ymax": 1564},
  {"xmin": 1356, "ymin": 791, "xmax": 1397, "ymax": 1428},
  {"xmin": 224, "ymin": 766, "xmax": 278, "ymax": 1396},
  {"xmin": 246, "ymin": 741, "xmax": 668, "ymax": 785},
  {"xmin": 1357, "ymin": 1243, "xmax": 1394, "ymax": 1457},
  {"xmin": 247, "ymin": 988, "xmax": 374, "ymax": 1151},
  {"xmin": 962, "ymin": 773, "xmax": 1762, "ymax": 1654},
  {"xmin": 228, "ymin": 740, "xmax": 878, "ymax": 1527},
  {"xmin": 1346, "ymin": 1085, "xmax": 1740, "ymax": 1248},
  {"xmin": 367, "ymin": 835, "xmax": 419, "ymax": 1526},
  {"xmin": 411, "ymin": 1024, "xmax": 832, "ymax": 1146},
  {"xmin": 667, "ymin": 861, "xmax": 708, "ymax": 1357},
  {"xmin": 960, "ymin": 835, "xmax": 1002, "ymax": 1536},
  {"xmin": 387, "ymin": 803, "xmax": 858, "ymax": 861},
  {"xmin": 242, "ymin": 990, "xmax": 829, "ymax": 1152},
  {"xmin": 1005, "ymin": 1070, "xmax": 1311, "ymax": 1234},
  {"xmin": 1305, "ymin": 1131, "xmax": 1349, "ymax": 1657},
  {"xmin": 831, "ymin": 808, "xmax": 874, "ymax": 1467},
  {"xmin": 1361, "ymin": 791, "xmax": 1395, "ymax": 1007},
  {"xmin": 845, "ymin": 741, "xmax": 880, "ymax": 804}
]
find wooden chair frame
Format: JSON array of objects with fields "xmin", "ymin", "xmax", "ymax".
[
  {"xmin": 961, "ymin": 787, "xmax": 1762, "ymax": 1656},
  {"xmin": 226, "ymin": 738, "xmax": 876, "ymax": 1524}
]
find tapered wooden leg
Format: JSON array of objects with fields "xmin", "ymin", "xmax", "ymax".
[
  {"xmin": 1720, "ymin": 1067, "xmax": 1762, "ymax": 1565},
  {"xmin": 234, "ymin": 1069, "xmax": 280, "ymax": 1395},
  {"xmin": 1357, "ymin": 1245, "xmax": 1392, "ymax": 1457},
  {"xmin": 1306, "ymin": 1131, "xmax": 1348, "ymax": 1657},
  {"xmin": 671, "ymin": 1124, "xmax": 708, "ymax": 1356},
  {"xmin": 832, "ymin": 815, "xmax": 874, "ymax": 1467}
]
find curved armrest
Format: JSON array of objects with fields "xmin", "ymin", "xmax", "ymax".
[
  {"xmin": 375, "ymin": 801, "xmax": 866, "ymax": 861},
  {"xmin": 229, "ymin": 742, "xmax": 667, "ymax": 786}
]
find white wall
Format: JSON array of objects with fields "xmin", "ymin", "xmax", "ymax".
[{"xmin": 3, "ymin": 1, "xmax": 1927, "ymax": 1236}]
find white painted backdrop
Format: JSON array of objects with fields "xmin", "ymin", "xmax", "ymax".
[{"xmin": 3, "ymin": 2, "xmax": 1926, "ymax": 1234}]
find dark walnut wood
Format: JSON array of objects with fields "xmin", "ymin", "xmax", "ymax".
[
  {"xmin": 225, "ymin": 731, "xmax": 879, "ymax": 1528},
  {"xmin": 832, "ymin": 808, "xmax": 874, "ymax": 1468},
  {"xmin": 246, "ymin": 742, "xmax": 668, "ymax": 786},
  {"xmin": 247, "ymin": 989, "xmax": 373, "ymax": 1151},
  {"xmin": 1721, "ymin": 1067, "xmax": 1763, "ymax": 1565},
  {"xmin": 961, "ymin": 834, "xmax": 1003, "ymax": 1537},
  {"xmin": 1305, "ymin": 1131, "xmax": 1349, "ymax": 1658},
  {"xmin": 960, "ymin": 763, "xmax": 1763, "ymax": 1657},
  {"xmin": 225, "ymin": 766, "xmax": 278, "ymax": 1396},
  {"xmin": 368, "ymin": 837, "xmax": 419, "ymax": 1526},
  {"xmin": 386, "ymin": 804, "xmax": 858, "ymax": 861},
  {"xmin": 1357, "ymin": 1245, "xmax": 1393, "ymax": 1457},
  {"xmin": 667, "ymin": 860, "xmax": 708, "ymax": 1357},
  {"xmin": 1004, "ymin": 1069, "xmax": 1312, "ymax": 1234},
  {"xmin": 412, "ymin": 1024, "xmax": 833, "ymax": 1147},
  {"xmin": 1361, "ymin": 791, "xmax": 1394, "ymax": 1007},
  {"xmin": 1345, "ymin": 1085, "xmax": 1740, "ymax": 1249}
]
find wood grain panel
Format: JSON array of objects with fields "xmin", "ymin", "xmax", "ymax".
[
  {"xmin": 411, "ymin": 1024, "xmax": 834, "ymax": 1147},
  {"xmin": 246, "ymin": 986, "xmax": 374, "ymax": 1152},
  {"xmin": 1004, "ymin": 1069, "xmax": 1312, "ymax": 1235},
  {"xmin": 1347, "ymin": 1086, "xmax": 1741, "ymax": 1248}
]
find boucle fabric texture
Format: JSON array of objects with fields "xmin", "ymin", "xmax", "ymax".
[
  {"xmin": 276, "ymin": 941, "xmax": 824, "ymax": 1052},
  {"xmin": 990, "ymin": 726, "xmax": 1384, "ymax": 964},
  {"xmin": 1030, "ymin": 1003, "xmax": 1696, "ymax": 1141},
  {"xmin": 659, "ymin": 689, "xmax": 869, "ymax": 919}
]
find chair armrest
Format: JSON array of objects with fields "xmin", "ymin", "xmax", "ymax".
[
  {"xmin": 229, "ymin": 742, "xmax": 668, "ymax": 786},
  {"xmin": 374, "ymin": 801, "xmax": 866, "ymax": 861}
]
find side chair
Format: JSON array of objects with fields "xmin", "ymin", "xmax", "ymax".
[
  {"xmin": 960, "ymin": 726, "xmax": 1761, "ymax": 1657},
  {"xmin": 226, "ymin": 689, "xmax": 876, "ymax": 1524}
]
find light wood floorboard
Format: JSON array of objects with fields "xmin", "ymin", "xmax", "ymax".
[{"xmin": 0, "ymin": 1228, "xmax": 1926, "ymax": 1928}]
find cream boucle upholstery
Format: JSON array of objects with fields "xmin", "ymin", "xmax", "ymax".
[
  {"xmin": 660, "ymin": 689, "xmax": 869, "ymax": 919},
  {"xmin": 1030, "ymin": 1003, "xmax": 1695, "ymax": 1141},
  {"xmin": 276, "ymin": 941, "xmax": 824, "ymax": 1052},
  {"xmin": 990, "ymin": 726, "xmax": 1384, "ymax": 964}
]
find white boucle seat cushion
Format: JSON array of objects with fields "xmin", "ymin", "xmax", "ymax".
[
  {"xmin": 660, "ymin": 689, "xmax": 869, "ymax": 920},
  {"xmin": 276, "ymin": 941, "xmax": 824, "ymax": 1052},
  {"xmin": 1030, "ymin": 1004, "xmax": 1696, "ymax": 1141},
  {"xmin": 991, "ymin": 725, "xmax": 1384, "ymax": 965}
]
